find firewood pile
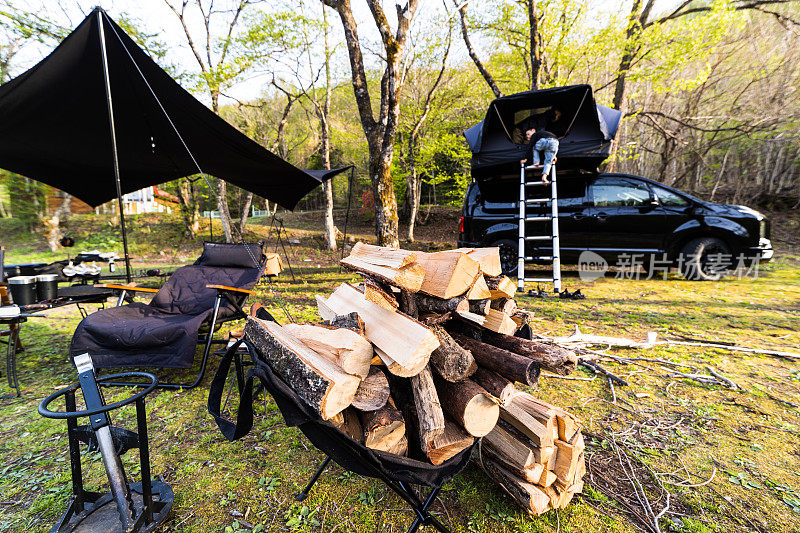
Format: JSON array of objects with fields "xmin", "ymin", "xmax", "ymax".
[{"xmin": 244, "ymin": 243, "xmax": 585, "ymax": 515}]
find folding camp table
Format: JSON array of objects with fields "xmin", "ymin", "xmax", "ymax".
[
  {"xmin": 209, "ymin": 338, "xmax": 475, "ymax": 533},
  {"xmin": 0, "ymin": 285, "xmax": 116, "ymax": 398}
]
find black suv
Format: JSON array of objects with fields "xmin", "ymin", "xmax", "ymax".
[{"xmin": 457, "ymin": 173, "xmax": 773, "ymax": 280}]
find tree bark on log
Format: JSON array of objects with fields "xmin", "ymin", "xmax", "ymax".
[
  {"xmin": 414, "ymin": 294, "xmax": 467, "ymax": 315},
  {"xmin": 359, "ymin": 398, "xmax": 407, "ymax": 452},
  {"xmin": 410, "ymin": 365, "xmax": 446, "ymax": 450},
  {"xmin": 468, "ymin": 299, "xmax": 490, "ymax": 315},
  {"xmin": 476, "ymin": 455, "xmax": 551, "ymax": 515},
  {"xmin": 352, "ymin": 367, "xmax": 390, "ymax": 411},
  {"xmin": 428, "ymin": 325, "xmax": 477, "ymax": 382},
  {"xmin": 450, "ymin": 333, "xmax": 541, "ymax": 386},
  {"xmin": 471, "ymin": 367, "xmax": 515, "ymax": 405},
  {"xmin": 481, "ymin": 331, "xmax": 577, "ymax": 375},
  {"xmin": 490, "ymin": 297, "xmax": 517, "ymax": 315},
  {"xmin": 433, "ymin": 375, "xmax": 499, "ymax": 437}
]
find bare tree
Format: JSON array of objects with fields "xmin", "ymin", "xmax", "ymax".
[
  {"xmin": 455, "ymin": 0, "xmax": 502, "ymax": 98},
  {"xmin": 321, "ymin": 0, "xmax": 419, "ymax": 246}
]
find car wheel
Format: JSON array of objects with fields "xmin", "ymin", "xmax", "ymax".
[
  {"xmin": 490, "ymin": 239, "xmax": 518, "ymax": 276},
  {"xmin": 679, "ymin": 237, "xmax": 731, "ymax": 281}
]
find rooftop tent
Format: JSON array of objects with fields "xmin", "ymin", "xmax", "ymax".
[
  {"xmin": 0, "ymin": 8, "xmax": 323, "ymax": 211},
  {"xmin": 463, "ymin": 84, "xmax": 622, "ymax": 178}
]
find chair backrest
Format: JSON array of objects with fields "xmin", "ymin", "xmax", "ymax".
[{"xmin": 149, "ymin": 242, "xmax": 264, "ymax": 316}]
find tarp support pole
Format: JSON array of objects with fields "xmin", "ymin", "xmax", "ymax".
[{"xmin": 97, "ymin": 11, "xmax": 132, "ymax": 283}]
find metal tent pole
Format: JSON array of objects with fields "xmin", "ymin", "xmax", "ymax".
[{"xmin": 97, "ymin": 9, "xmax": 132, "ymax": 283}]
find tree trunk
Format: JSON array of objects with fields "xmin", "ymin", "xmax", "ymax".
[
  {"xmin": 45, "ymin": 194, "xmax": 71, "ymax": 252},
  {"xmin": 239, "ymin": 192, "xmax": 253, "ymax": 234},
  {"xmin": 406, "ymin": 136, "xmax": 420, "ymax": 242},
  {"xmin": 216, "ymin": 178, "xmax": 233, "ymax": 242},
  {"xmin": 322, "ymin": 4, "xmax": 338, "ymax": 251},
  {"xmin": 457, "ymin": 1, "xmax": 502, "ymax": 98},
  {"xmin": 527, "ymin": 0, "xmax": 542, "ymax": 91},
  {"xmin": 177, "ymin": 178, "xmax": 199, "ymax": 238},
  {"xmin": 370, "ymin": 150, "xmax": 400, "ymax": 247}
]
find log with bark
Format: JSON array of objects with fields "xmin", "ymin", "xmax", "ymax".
[
  {"xmin": 347, "ymin": 242, "xmax": 418, "ymax": 268},
  {"xmin": 490, "ymin": 297, "xmax": 517, "ymax": 315},
  {"xmin": 332, "ymin": 407, "xmax": 363, "ymax": 442},
  {"xmin": 470, "ymin": 367, "xmax": 515, "ymax": 405},
  {"xmin": 359, "ymin": 398, "xmax": 407, "ymax": 454},
  {"xmin": 433, "ymin": 375, "xmax": 499, "ymax": 437},
  {"xmin": 485, "ymin": 275, "xmax": 517, "ymax": 299},
  {"xmin": 456, "ymin": 309, "xmax": 517, "ymax": 335},
  {"xmin": 468, "ymin": 299, "xmax": 490, "ymax": 315},
  {"xmin": 410, "ymin": 365, "xmax": 446, "ymax": 451},
  {"xmin": 427, "ymin": 418, "xmax": 475, "ymax": 465},
  {"xmin": 414, "ymin": 294, "xmax": 468, "ymax": 314},
  {"xmin": 479, "ymin": 330, "xmax": 578, "ymax": 375},
  {"xmin": 428, "ymin": 325, "xmax": 477, "ymax": 382},
  {"xmin": 450, "ymin": 333, "xmax": 540, "ymax": 386},
  {"xmin": 477, "ymin": 455, "xmax": 551, "ymax": 515},
  {"xmin": 245, "ymin": 317, "xmax": 360, "ymax": 420},
  {"xmin": 351, "ymin": 367, "xmax": 390, "ymax": 411}
]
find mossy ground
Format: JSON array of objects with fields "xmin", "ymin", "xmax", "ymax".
[{"xmin": 1, "ymin": 208, "xmax": 798, "ymax": 532}]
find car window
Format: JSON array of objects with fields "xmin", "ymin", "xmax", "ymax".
[
  {"xmin": 652, "ymin": 185, "xmax": 689, "ymax": 207},
  {"xmin": 592, "ymin": 180, "xmax": 651, "ymax": 207},
  {"xmin": 557, "ymin": 179, "xmax": 586, "ymax": 208}
]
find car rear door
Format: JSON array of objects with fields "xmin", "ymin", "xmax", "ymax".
[{"xmin": 584, "ymin": 175, "xmax": 666, "ymax": 263}]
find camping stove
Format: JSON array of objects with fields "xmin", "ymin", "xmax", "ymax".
[{"xmin": 38, "ymin": 356, "xmax": 172, "ymax": 532}]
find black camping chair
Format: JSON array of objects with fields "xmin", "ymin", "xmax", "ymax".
[
  {"xmin": 209, "ymin": 326, "xmax": 475, "ymax": 533},
  {"xmin": 69, "ymin": 242, "xmax": 266, "ymax": 390}
]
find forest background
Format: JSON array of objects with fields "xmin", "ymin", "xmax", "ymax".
[{"xmin": 0, "ymin": 0, "xmax": 798, "ymax": 248}]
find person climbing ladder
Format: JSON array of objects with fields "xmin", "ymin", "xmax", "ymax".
[{"xmin": 521, "ymin": 126, "xmax": 559, "ymax": 183}]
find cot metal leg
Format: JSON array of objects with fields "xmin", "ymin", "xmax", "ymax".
[
  {"xmin": 295, "ymin": 456, "xmax": 332, "ymax": 502},
  {"xmin": 398, "ymin": 483, "xmax": 451, "ymax": 533},
  {"xmin": 1, "ymin": 327, "xmax": 20, "ymax": 399}
]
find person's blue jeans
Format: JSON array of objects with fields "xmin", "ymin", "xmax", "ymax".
[{"xmin": 533, "ymin": 138, "xmax": 559, "ymax": 178}]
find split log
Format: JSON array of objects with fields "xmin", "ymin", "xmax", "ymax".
[
  {"xmin": 317, "ymin": 284, "xmax": 439, "ymax": 375},
  {"xmin": 359, "ymin": 398, "xmax": 407, "ymax": 453},
  {"xmin": 470, "ymin": 367, "xmax": 515, "ymax": 405},
  {"xmin": 495, "ymin": 417, "xmax": 555, "ymax": 465},
  {"xmin": 451, "ymin": 333, "xmax": 540, "ymax": 386},
  {"xmin": 384, "ymin": 374, "xmax": 427, "ymax": 461},
  {"xmin": 428, "ymin": 325, "xmax": 477, "ymax": 382},
  {"xmin": 468, "ymin": 299, "xmax": 490, "ymax": 315},
  {"xmin": 480, "ymin": 445, "xmax": 545, "ymax": 484},
  {"xmin": 477, "ymin": 456, "xmax": 551, "ymax": 515},
  {"xmin": 428, "ymin": 418, "xmax": 475, "ymax": 466},
  {"xmin": 421, "ymin": 312, "xmax": 452, "ymax": 326},
  {"xmin": 414, "ymin": 294, "xmax": 468, "ymax": 315},
  {"xmin": 363, "ymin": 281, "xmax": 399, "ymax": 311},
  {"xmin": 351, "ymin": 367, "xmax": 390, "ymax": 411},
  {"xmin": 332, "ymin": 407, "xmax": 363, "ymax": 442},
  {"xmin": 462, "ymin": 247, "xmax": 502, "ymax": 277},
  {"xmin": 347, "ymin": 242, "xmax": 418, "ymax": 268},
  {"xmin": 387, "ymin": 434, "xmax": 409, "ymax": 456},
  {"xmin": 498, "ymin": 400, "xmax": 555, "ymax": 448},
  {"xmin": 480, "ymin": 330, "xmax": 578, "ymax": 375},
  {"xmin": 340, "ymin": 256, "xmax": 425, "ymax": 292},
  {"xmin": 416, "ymin": 251, "xmax": 481, "ymax": 299},
  {"xmin": 511, "ymin": 392, "xmax": 580, "ymax": 442},
  {"xmin": 410, "ymin": 366, "xmax": 446, "ymax": 449},
  {"xmin": 283, "ymin": 323, "xmax": 373, "ymax": 378},
  {"xmin": 490, "ymin": 297, "xmax": 517, "ymax": 315},
  {"xmin": 465, "ymin": 275, "xmax": 491, "ymax": 300},
  {"xmin": 375, "ymin": 347, "xmax": 430, "ymax": 377},
  {"xmin": 245, "ymin": 317, "xmax": 360, "ymax": 420},
  {"xmin": 554, "ymin": 434, "xmax": 585, "ymax": 485},
  {"xmin": 483, "ymin": 423, "xmax": 540, "ymax": 469},
  {"xmin": 456, "ymin": 309, "xmax": 517, "ymax": 335},
  {"xmin": 485, "ymin": 275, "xmax": 516, "ymax": 299},
  {"xmin": 433, "ymin": 376, "xmax": 499, "ymax": 437}
]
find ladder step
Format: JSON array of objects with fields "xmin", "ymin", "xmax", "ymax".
[
  {"xmin": 522, "ymin": 277, "xmax": 558, "ymax": 282},
  {"xmin": 525, "ymin": 216, "xmax": 552, "ymax": 222},
  {"xmin": 524, "ymin": 256, "xmax": 557, "ymax": 261},
  {"xmin": 525, "ymin": 198, "xmax": 550, "ymax": 204},
  {"xmin": 525, "ymin": 181, "xmax": 549, "ymax": 186},
  {"xmin": 524, "ymin": 236, "xmax": 553, "ymax": 241}
]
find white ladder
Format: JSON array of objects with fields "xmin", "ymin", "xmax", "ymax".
[{"xmin": 518, "ymin": 162, "xmax": 561, "ymax": 293}]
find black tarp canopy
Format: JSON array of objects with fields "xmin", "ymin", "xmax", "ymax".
[
  {"xmin": 463, "ymin": 84, "xmax": 622, "ymax": 178},
  {"xmin": 0, "ymin": 7, "xmax": 324, "ymax": 210}
]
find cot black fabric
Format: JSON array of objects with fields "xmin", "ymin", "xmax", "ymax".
[
  {"xmin": 70, "ymin": 263, "xmax": 260, "ymax": 368},
  {"xmin": 209, "ymin": 337, "xmax": 475, "ymax": 488},
  {"xmin": 197, "ymin": 242, "xmax": 264, "ymax": 269}
]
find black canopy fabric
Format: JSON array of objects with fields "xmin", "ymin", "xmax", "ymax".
[
  {"xmin": 0, "ymin": 8, "xmax": 322, "ymax": 210},
  {"xmin": 463, "ymin": 85, "xmax": 622, "ymax": 177}
]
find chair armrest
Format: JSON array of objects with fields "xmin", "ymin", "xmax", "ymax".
[
  {"xmin": 206, "ymin": 284, "xmax": 255, "ymax": 295},
  {"xmin": 97, "ymin": 283, "xmax": 160, "ymax": 294}
]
